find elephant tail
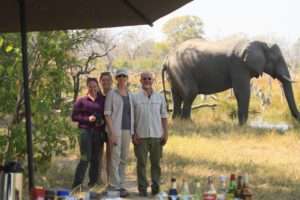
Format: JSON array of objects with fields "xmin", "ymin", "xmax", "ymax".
[{"xmin": 162, "ymin": 64, "xmax": 171, "ymax": 112}]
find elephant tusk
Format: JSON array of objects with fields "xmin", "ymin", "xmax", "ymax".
[{"xmin": 282, "ymin": 75, "xmax": 297, "ymax": 83}]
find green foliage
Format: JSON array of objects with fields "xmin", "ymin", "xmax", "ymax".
[
  {"xmin": 0, "ymin": 32, "xmax": 77, "ymax": 169},
  {"xmin": 162, "ymin": 15, "xmax": 205, "ymax": 47},
  {"xmin": 154, "ymin": 41, "xmax": 172, "ymax": 58}
]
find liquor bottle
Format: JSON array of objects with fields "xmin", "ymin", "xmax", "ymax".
[
  {"xmin": 203, "ymin": 176, "xmax": 217, "ymax": 200},
  {"xmin": 169, "ymin": 178, "xmax": 179, "ymax": 200},
  {"xmin": 216, "ymin": 176, "xmax": 227, "ymax": 200},
  {"xmin": 179, "ymin": 179, "xmax": 190, "ymax": 200},
  {"xmin": 193, "ymin": 178, "xmax": 203, "ymax": 200},
  {"xmin": 241, "ymin": 175, "xmax": 252, "ymax": 200},
  {"xmin": 156, "ymin": 180, "xmax": 169, "ymax": 200},
  {"xmin": 226, "ymin": 174, "xmax": 237, "ymax": 200},
  {"xmin": 235, "ymin": 175, "xmax": 243, "ymax": 199}
]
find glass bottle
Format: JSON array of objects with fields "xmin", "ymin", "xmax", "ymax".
[
  {"xmin": 216, "ymin": 176, "xmax": 227, "ymax": 200},
  {"xmin": 235, "ymin": 175, "xmax": 243, "ymax": 199},
  {"xmin": 156, "ymin": 180, "xmax": 169, "ymax": 200},
  {"xmin": 179, "ymin": 178, "xmax": 190, "ymax": 200},
  {"xmin": 241, "ymin": 175, "xmax": 252, "ymax": 200},
  {"xmin": 193, "ymin": 178, "xmax": 203, "ymax": 200},
  {"xmin": 45, "ymin": 190, "xmax": 56, "ymax": 200},
  {"xmin": 203, "ymin": 176, "xmax": 217, "ymax": 200},
  {"xmin": 169, "ymin": 178, "xmax": 179, "ymax": 200},
  {"xmin": 56, "ymin": 190, "xmax": 69, "ymax": 200},
  {"xmin": 226, "ymin": 174, "xmax": 237, "ymax": 200}
]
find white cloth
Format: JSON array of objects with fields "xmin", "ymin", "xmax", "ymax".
[{"xmin": 133, "ymin": 90, "xmax": 168, "ymax": 138}]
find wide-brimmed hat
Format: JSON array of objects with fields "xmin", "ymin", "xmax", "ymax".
[{"xmin": 115, "ymin": 68, "xmax": 128, "ymax": 77}]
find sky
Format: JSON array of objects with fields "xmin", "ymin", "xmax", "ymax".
[{"xmin": 141, "ymin": 0, "xmax": 300, "ymax": 43}]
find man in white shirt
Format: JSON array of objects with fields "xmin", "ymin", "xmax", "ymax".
[{"xmin": 132, "ymin": 71, "xmax": 168, "ymax": 197}]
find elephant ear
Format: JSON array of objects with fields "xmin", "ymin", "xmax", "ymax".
[{"xmin": 242, "ymin": 41, "xmax": 268, "ymax": 77}]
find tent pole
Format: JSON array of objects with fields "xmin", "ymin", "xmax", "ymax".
[{"xmin": 19, "ymin": 0, "xmax": 34, "ymax": 191}]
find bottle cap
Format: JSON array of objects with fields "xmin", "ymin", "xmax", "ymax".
[
  {"xmin": 57, "ymin": 190, "xmax": 69, "ymax": 196},
  {"xmin": 31, "ymin": 188, "xmax": 46, "ymax": 197},
  {"xmin": 45, "ymin": 190, "xmax": 56, "ymax": 197},
  {"xmin": 220, "ymin": 175, "xmax": 226, "ymax": 182},
  {"xmin": 194, "ymin": 178, "xmax": 201, "ymax": 182},
  {"xmin": 230, "ymin": 174, "xmax": 236, "ymax": 180},
  {"xmin": 208, "ymin": 175, "xmax": 214, "ymax": 184}
]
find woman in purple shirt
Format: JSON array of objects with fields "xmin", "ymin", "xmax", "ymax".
[{"xmin": 72, "ymin": 77, "xmax": 105, "ymax": 189}]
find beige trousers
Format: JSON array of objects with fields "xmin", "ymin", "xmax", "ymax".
[{"xmin": 109, "ymin": 130, "xmax": 131, "ymax": 189}]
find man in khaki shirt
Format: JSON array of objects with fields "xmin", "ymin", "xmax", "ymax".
[{"xmin": 132, "ymin": 71, "xmax": 168, "ymax": 197}]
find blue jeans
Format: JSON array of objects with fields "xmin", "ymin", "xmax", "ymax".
[{"xmin": 73, "ymin": 128, "xmax": 102, "ymax": 186}]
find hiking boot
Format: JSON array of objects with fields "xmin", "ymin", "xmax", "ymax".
[
  {"xmin": 151, "ymin": 190, "xmax": 159, "ymax": 196},
  {"xmin": 120, "ymin": 188, "xmax": 129, "ymax": 197},
  {"xmin": 139, "ymin": 190, "xmax": 147, "ymax": 197}
]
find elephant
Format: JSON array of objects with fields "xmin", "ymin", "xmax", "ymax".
[{"xmin": 161, "ymin": 38, "xmax": 300, "ymax": 125}]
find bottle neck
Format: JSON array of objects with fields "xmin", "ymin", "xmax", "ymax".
[
  {"xmin": 182, "ymin": 183, "xmax": 189, "ymax": 191},
  {"xmin": 221, "ymin": 181, "xmax": 226, "ymax": 189},
  {"xmin": 171, "ymin": 182, "xmax": 177, "ymax": 189}
]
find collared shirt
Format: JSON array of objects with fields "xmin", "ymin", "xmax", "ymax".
[
  {"xmin": 133, "ymin": 89, "xmax": 168, "ymax": 138},
  {"xmin": 72, "ymin": 94, "xmax": 105, "ymax": 130},
  {"xmin": 104, "ymin": 88, "xmax": 134, "ymax": 135}
]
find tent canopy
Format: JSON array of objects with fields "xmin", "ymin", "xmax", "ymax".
[
  {"xmin": 0, "ymin": 0, "xmax": 192, "ymax": 191},
  {"xmin": 0, "ymin": 0, "xmax": 192, "ymax": 32}
]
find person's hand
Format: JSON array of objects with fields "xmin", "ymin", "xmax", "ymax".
[
  {"xmin": 160, "ymin": 133, "xmax": 168, "ymax": 146},
  {"xmin": 88, "ymin": 115, "xmax": 96, "ymax": 122},
  {"xmin": 110, "ymin": 132, "xmax": 117, "ymax": 146},
  {"xmin": 132, "ymin": 133, "xmax": 140, "ymax": 145}
]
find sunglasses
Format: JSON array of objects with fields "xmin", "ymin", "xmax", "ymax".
[
  {"xmin": 142, "ymin": 77, "xmax": 152, "ymax": 81},
  {"xmin": 116, "ymin": 74, "xmax": 127, "ymax": 78}
]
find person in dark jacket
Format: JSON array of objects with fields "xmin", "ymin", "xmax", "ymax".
[{"xmin": 72, "ymin": 77, "xmax": 105, "ymax": 189}]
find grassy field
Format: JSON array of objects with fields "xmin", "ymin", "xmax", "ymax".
[{"xmin": 30, "ymin": 72, "xmax": 300, "ymax": 199}]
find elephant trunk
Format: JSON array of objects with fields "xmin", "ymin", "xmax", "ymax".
[{"xmin": 281, "ymin": 79, "xmax": 300, "ymax": 120}]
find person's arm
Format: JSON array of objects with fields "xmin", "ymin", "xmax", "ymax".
[
  {"xmin": 132, "ymin": 94, "xmax": 140, "ymax": 145},
  {"xmin": 105, "ymin": 115, "xmax": 117, "ymax": 145},
  {"xmin": 104, "ymin": 91, "xmax": 117, "ymax": 145},
  {"xmin": 72, "ymin": 98, "xmax": 96, "ymax": 122},
  {"xmin": 160, "ymin": 94, "xmax": 168, "ymax": 145},
  {"xmin": 161, "ymin": 118, "xmax": 168, "ymax": 145}
]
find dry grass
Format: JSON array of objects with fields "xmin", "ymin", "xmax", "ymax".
[{"xmin": 33, "ymin": 121, "xmax": 300, "ymax": 199}]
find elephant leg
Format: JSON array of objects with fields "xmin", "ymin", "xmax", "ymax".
[
  {"xmin": 233, "ymin": 82, "xmax": 250, "ymax": 125},
  {"xmin": 171, "ymin": 88, "xmax": 183, "ymax": 119},
  {"xmin": 181, "ymin": 91, "xmax": 197, "ymax": 119}
]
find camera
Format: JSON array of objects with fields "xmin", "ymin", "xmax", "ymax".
[{"xmin": 93, "ymin": 113, "xmax": 104, "ymax": 126}]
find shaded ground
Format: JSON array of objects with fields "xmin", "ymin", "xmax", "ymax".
[{"xmin": 46, "ymin": 156, "xmax": 156, "ymax": 200}]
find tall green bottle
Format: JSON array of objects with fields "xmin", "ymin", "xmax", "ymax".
[
  {"xmin": 193, "ymin": 178, "xmax": 203, "ymax": 200},
  {"xmin": 226, "ymin": 174, "xmax": 237, "ymax": 200}
]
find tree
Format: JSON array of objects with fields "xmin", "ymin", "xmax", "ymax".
[
  {"xmin": 162, "ymin": 15, "xmax": 205, "ymax": 47},
  {"xmin": 92, "ymin": 29, "xmax": 117, "ymax": 71},
  {"xmin": 0, "ymin": 31, "xmax": 88, "ymax": 169}
]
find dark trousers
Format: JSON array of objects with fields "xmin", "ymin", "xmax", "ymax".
[
  {"xmin": 134, "ymin": 138, "xmax": 162, "ymax": 193},
  {"xmin": 73, "ymin": 128, "xmax": 102, "ymax": 186}
]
